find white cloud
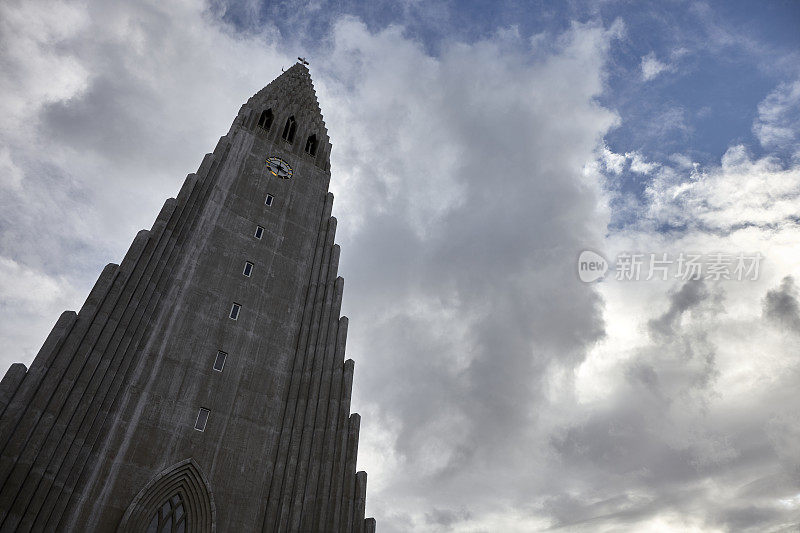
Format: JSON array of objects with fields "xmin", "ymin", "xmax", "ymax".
[
  {"xmin": 0, "ymin": 147, "xmax": 24, "ymax": 190},
  {"xmin": 643, "ymin": 144, "xmax": 800, "ymax": 232},
  {"xmin": 0, "ymin": 256, "xmax": 81, "ymax": 362},
  {"xmin": 628, "ymin": 151, "xmax": 658, "ymax": 174},
  {"xmin": 573, "ymin": 80, "xmax": 800, "ymax": 531},
  {"xmin": 601, "ymin": 146, "xmax": 627, "ymax": 174},
  {"xmin": 598, "ymin": 148, "xmax": 660, "ymax": 176},
  {"xmin": 753, "ymin": 80, "xmax": 800, "ymax": 156},
  {"xmin": 641, "ymin": 51, "xmax": 671, "ymax": 81}
]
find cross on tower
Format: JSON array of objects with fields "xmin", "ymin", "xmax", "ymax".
[{"xmin": 298, "ymin": 57, "xmax": 309, "ymax": 65}]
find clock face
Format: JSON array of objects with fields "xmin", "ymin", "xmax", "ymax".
[{"xmin": 265, "ymin": 156, "xmax": 293, "ymax": 179}]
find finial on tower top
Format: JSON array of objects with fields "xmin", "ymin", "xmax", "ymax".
[{"xmin": 298, "ymin": 57, "xmax": 309, "ymax": 66}]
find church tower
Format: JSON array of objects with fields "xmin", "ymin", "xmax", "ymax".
[{"xmin": 0, "ymin": 62, "xmax": 375, "ymax": 532}]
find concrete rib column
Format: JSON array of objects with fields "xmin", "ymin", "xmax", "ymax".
[
  {"xmin": 14, "ymin": 196, "xmax": 182, "ymax": 530},
  {"xmin": 0, "ymin": 250, "xmax": 127, "ymax": 473},
  {"xmin": 0, "ymin": 310, "xmax": 77, "ymax": 425},
  {"xmin": 0, "ymin": 223, "xmax": 158, "ymax": 530},
  {"xmin": 0, "ymin": 267, "xmax": 109, "ymax": 464},
  {"xmin": 291, "ymin": 267, "xmax": 343, "ymax": 530},
  {"xmin": 276, "ymin": 216, "xmax": 337, "ymax": 529},
  {"xmin": 365, "ymin": 517, "xmax": 376, "ymax": 533},
  {"xmin": 288, "ymin": 246, "xmax": 342, "ymax": 530},
  {"xmin": 353, "ymin": 470, "xmax": 367, "ymax": 533},
  {"xmin": 49, "ymin": 142, "xmax": 230, "ymax": 530},
  {"xmin": 338, "ymin": 412, "xmax": 361, "ymax": 532},
  {"xmin": 19, "ymin": 195, "xmax": 186, "ymax": 530},
  {"xmin": 263, "ymin": 192, "xmax": 333, "ymax": 531},
  {"xmin": 313, "ymin": 315, "xmax": 349, "ymax": 530},
  {"xmin": 45, "ymin": 190, "xmax": 192, "ymax": 528},
  {"xmin": 265, "ymin": 198, "xmax": 333, "ymax": 530},
  {"xmin": 0, "ymin": 251, "xmax": 127, "ymax": 528},
  {"xmin": 299, "ymin": 279, "xmax": 345, "ymax": 530},
  {"xmin": 324, "ymin": 359, "xmax": 354, "ymax": 531},
  {"xmin": 51, "ymin": 142, "xmax": 231, "ymax": 530},
  {"xmin": 0, "ymin": 365, "xmax": 27, "ymax": 419}
]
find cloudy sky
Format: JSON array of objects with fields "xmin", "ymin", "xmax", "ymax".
[{"xmin": 1, "ymin": 0, "xmax": 799, "ymax": 531}]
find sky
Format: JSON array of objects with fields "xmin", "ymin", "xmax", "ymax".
[{"xmin": 1, "ymin": 0, "xmax": 799, "ymax": 531}]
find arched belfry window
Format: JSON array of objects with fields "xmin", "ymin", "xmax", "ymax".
[
  {"xmin": 304, "ymin": 134, "xmax": 318, "ymax": 156},
  {"xmin": 118, "ymin": 459, "xmax": 215, "ymax": 533},
  {"xmin": 146, "ymin": 493, "xmax": 186, "ymax": 533},
  {"xmin": 282, "ymin": 115, "xmax": 297, "ymax": 144},
  {"xmin": 257, "ymin": 109, "xmax": 273, "ymax": 130}
]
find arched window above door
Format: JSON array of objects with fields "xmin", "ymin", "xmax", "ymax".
[{"xmin": 118, "ymin": 459, "xmax": 215, "ymax": 533}]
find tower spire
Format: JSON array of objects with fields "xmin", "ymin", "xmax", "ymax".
[{"xmin": 242, "ymin": 61, "xmax": 331, "ymax": 172}]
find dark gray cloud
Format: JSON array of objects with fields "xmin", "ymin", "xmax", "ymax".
[
  {"xmin": 425, "ymin": 507, "xmax": 471, "ymax": 528},
  {"xmin": 763, "ymin": 276, "xmax": 800, "ymax": 332},
  {"xmin": 648, "ymin": 280, "xmax": 709, "ymax": 338}
]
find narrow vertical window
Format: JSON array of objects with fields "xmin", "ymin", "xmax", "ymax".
[
  {"xmin": 243, "ymin": 261, "xmax": 253, "ymax": 277},
  {"xmin": 282, "ymin": 116, "xmax": 297, "ymax": 143},
  {"xmin": 257, "ymin": 108, "xmax": 273, "ymax": 130},
  {"xmin": 229, "ymin": 302, "xmax": 241, "ymax": 320},
  {"xmin": 265, "ymin": 194, "xmax": 274, "ymax": 207},
  {"xmin": 194, "ymin": 408, "xmax": 210, "ymax": 431},
  {"xmin": 254, "ymin": 225, "xmax": 264, "ymax": 239},
  {"xmin": 304, "ymin": 134, "xmax": 318, "ymax": 156},
  {"xmin": 213, "ymin": 350, "xmax": 227, "ymax": 372}
]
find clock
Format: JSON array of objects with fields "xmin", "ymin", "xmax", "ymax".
[{"xmin": 265, "ymin": 156, "xmax": 293, "ymax": 179}]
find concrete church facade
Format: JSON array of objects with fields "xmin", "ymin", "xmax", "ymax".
[{"xmin": 0, "ymin": 63, "xmax": 374, "ymax": 532}]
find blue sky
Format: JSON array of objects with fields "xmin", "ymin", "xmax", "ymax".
[{"xmin": 1, "ymin": 0, "xmax": 799, "ymax": 531}]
